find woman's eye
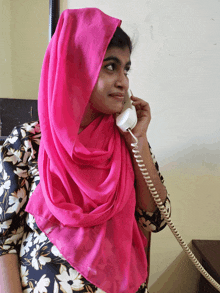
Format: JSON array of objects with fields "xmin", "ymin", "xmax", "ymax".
[
  {"xmin": 105, "ymin": 64, "xmax": 115, "ymax": 71},
  {"xmin": 124, "ymin": 67, "xmax": 130, "ymax": 76},
  {"xmin": 104, "ymin": 64, "xmax": 131, "ymax": 75}
]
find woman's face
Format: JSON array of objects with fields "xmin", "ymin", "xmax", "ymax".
[{"xmin": 89, "ymin": 46, "xmax": 131, "ymax": 115}]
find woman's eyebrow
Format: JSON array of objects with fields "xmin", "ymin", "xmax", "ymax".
[{"xmin": 103, "ymin": 56, "xmax": 131, "ymax": 66}]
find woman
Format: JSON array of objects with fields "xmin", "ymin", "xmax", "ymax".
[{"xmin": 0, "ymin": 8, "xmax": 170, "ymax": 293}]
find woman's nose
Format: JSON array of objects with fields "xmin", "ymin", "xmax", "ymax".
[{"xmin": 115, "ymin": 71, "xmax": 129, "ymax": 89}]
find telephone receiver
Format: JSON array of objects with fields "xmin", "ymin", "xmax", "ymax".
[{"xmin": 116, "ymin": 89, "xmax": 137, "ymax": 132}]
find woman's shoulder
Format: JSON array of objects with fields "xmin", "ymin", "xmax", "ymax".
[
  {"xmin": 2, "ymin": 120, "xmax": 41, "ymax": 154},
  {"xmin": 6, "ymin": 120, "xmax": 41, "ymax": 143},
  {"xmin": 1, "ymin": 121, "xmax": 41, "ymax": 177}
]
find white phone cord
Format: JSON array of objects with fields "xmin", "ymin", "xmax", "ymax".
[{"xmin": 128, "ymin": 129, "xmax": 220, "ymax": 292}]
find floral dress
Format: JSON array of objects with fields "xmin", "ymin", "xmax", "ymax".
[{"xmin": 0, "ymin": 121, "xmax": 171, "ymax": 293}]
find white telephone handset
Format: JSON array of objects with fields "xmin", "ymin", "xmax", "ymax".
[{"xmin": 116, "ymin": 90, "xmax": 137, "ymax": 132}]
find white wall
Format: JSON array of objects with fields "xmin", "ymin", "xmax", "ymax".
[{"xmin": 67, "ymin": 1, "xmax": 220, "ymax": 292}]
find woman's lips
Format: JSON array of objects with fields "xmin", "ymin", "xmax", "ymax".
[{"xmin": 109, "ymin": 93, "xmax": 124, "ymax": 100}]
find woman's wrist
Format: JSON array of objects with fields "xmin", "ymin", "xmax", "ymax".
[
  {"xmin": 123, "ymin": 131, "xmax": 148, "ymax": 153},
  {"xmin": 135, "ymin": 135, "xmax": 148, "ymax": 152}
]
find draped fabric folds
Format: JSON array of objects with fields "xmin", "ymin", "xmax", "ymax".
[{"xmin": 26, "ymin": 8, "xmax": 148, "ymax": 293}]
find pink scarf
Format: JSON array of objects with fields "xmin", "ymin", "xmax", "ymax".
[{"xmin": 26, "ymin": 8, "xmax": 147, "ymax": 292}]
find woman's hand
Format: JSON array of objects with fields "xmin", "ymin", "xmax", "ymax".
[
  {"xmin": 119, "ymin": 95, "xmax": 151, "ymax": 147},
  {"xmin": 130, "ymin": 95, "xmax": 151, "ymax": 137}
]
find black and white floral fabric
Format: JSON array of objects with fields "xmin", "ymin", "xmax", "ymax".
[{"xmin": 0, "ymin": 121, "xmax": 169, "ymax": 292}]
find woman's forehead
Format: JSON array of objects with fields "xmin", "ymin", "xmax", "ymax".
[{"xmin": 103, "ymin": 47, "xmax": 131, "ymax": 64}]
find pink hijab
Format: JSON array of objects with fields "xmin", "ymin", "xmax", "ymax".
[{"xmin": 26, "ymin": 8, "xmax": 147, "ymax": 292}]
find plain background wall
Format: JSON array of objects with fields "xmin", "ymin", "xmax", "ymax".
[
  {"xmin": 0, "ymin": 0, "xmax": 67, "ymax": 100},
  {"xmin": 1, "ymin": 0, "xmax": 220, "ymax": 292},
  {"xmin": 0, "ymin": 0, "xmax": 12, "ymax": 98}
]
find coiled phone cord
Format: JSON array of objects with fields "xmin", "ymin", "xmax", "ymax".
[{"xmin": 128, "ymin": 129, "xmax": 220, "ymax": 292}]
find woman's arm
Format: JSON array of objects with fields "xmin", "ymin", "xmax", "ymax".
[
  {"xmin": 0, "ymin": 254, "xmax": 23, "ymax": 293},
  {"xmin": 121, "ymin": 95, "xmax": 168, "ymax": 212},
  {"xmin": 0, "ymin": 122, "xmax": 40, "ymax": 293},
  {"xmin": 130, "ymin": 136, "xmax": 167, "ymax": 212}
]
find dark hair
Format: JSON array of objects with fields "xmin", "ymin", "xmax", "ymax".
[{"xmin": 108, "ymin": 27, "xmax": 132, "ymax": 53}]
